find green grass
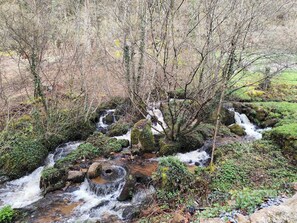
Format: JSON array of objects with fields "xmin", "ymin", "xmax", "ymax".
[
  {"xmin": 272, "ymin": 71, "xmax": 297, "ymax": 86},
  {"xmin": 230, "ymin": 70, "xmax": 297, "ymax": 102},
  {"xmin": 191, "ymin": 140, "xmax": 297, "ymax": 220}
]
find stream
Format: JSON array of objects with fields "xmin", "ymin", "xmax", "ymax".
[{"xmin": 0, "ymin": 105, "xmax": 271, "ymax": 222}]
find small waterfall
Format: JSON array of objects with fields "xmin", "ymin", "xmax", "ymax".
[
  {"xmin": 96, "ymin": 109, "xmax": 116, "ymax": 132},
  {"xmin": 233, "ymin": 111, "xmax": 271, "ymax": 140},
  {"xmin": 147, "ymin": 103, "xmax": 167, "ymax": 135},
  {"xmin": 87, "ymin": 165, "xmax": 127, "ymax": 197},
  {"xmin": 114, "ymin": 129, "xmax": 131, "ymax": 143},
  {"xmin": 176, "ymin": 150, "xmax": 210, "ymax": 166},
  {"xmin": 0, "ymin": 141, "xmax": 81, "ymax": 208},
  {"xmin": 68, "ymin": 172, "xmax": 127, "ymax": 222}
]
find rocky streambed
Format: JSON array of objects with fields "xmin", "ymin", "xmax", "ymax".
[{"xmin": 0, "ymin": 103, "xmax": 289, "ymax": 223}]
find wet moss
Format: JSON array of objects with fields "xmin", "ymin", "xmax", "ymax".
[
  {"xmin": 40, "ymin": 167, "xmax": 66, "ymax": 194},
  {"xmin": 229, "ymin": 124, "xmax": 246, "ymax": 136},
  {"xmin": 107, "ymin": 121, "xmax": 131, "ymax": 137},
  {"xmin": 131, "ymin": 119, "xmax": 155, "ymax": 153}
]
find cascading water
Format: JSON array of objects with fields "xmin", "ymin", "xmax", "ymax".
[
  {"xmin": 0, "ymin": 141, "xmax": 81, "ymax": 209},
  {"xmin": 233, "ymin": 110, "xmax": 271, "ymax": 140},
  {"xmin": 67, "ymin": 165, "xmax": 128, "ymax": 222},
  {"xmin": 96, "ymin": 109, "xmax": 116, "ymax": 132},
  {"xmin": 147, "ymin": 103, "xmax": 167, "ymax": 135}
]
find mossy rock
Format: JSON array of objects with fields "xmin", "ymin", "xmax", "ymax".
[
  {"xmin": 117, "ymin": 139, "xmax": 130, "ymax": 148},
  {"xmin": 55, "ymin": 143, "xmax": 100, "ymax": 169},
  {"xmin": 255, "ymin": 108, "xmax": 268, "ymax": 121},
  {"xmin": 177, "ymin": 132, "xmax": 204, "ymax": 152},
  {"xmin": 229, "ymin": 124, "xmax": 246, "ymax": 136},
  {"xmin": 159, "ymin": 138, "xmax": 181, "ymax": 156},
  {"xmin": 86, "ymin": 132, "xmax": 109, "ymax": 148},
  {"xmin": 86, "ymin": 133, "xmax": 125, "ymax": 155},
  {"xmin": 40, "ymin": 167, "xmax": 66, "ymax": 194},
  {"xmin": 107, "ymin": 121, "xmax": 132, "ymax": 137},
  {"xmin": 0, "ymin": 135, "xmax": 48, "ymax": 179},
  {"xmin": 131, "ymin": 119, "xmax": 155, "ymax": 153}
]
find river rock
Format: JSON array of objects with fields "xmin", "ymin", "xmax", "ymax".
[
  {"xmin": 255, "ymin": 108, "xmax": 267, "ymax": 121},
  {"xmin": 248, "ymin": 193, "xmax": 297, "ymax": 223},
  {"xmin": 221, "ymin": 107, "xmax": 235, "ymax": 126},
  {"xmin": 87, "ymin": 162, "xmax": 102, "ymax": 179},
  {"xmin": 122, "ymin": 205, "xmax": 140, "ymax": 220},
  {"xmin": 117, "ymin": 174, "xmax": 136, "ymax": 201},
  {"xmin": 262, "ymin": 118, "xmax": 278, "ymax": 128},
  {"xmin": 67, "ymin": 171, "xmax": 85, "ymax": 183},
  {"xmin": 171, "ymin": 212, "xmax": 187, "ymax": 223},
  {"xmin": 229, "ymin": 124, "xmax": 246, "ymax": 136},
  {"xmin": 40, "ymin": 167, "xmax": 66, "ymax": 194},
  {"xmin": 99, "ymin": 213, "xmax": 122, "ymax": 223},
  {"xmin": 131, "ymin": 119, "xmax": 155, "ymax": 153},
  {"xmin": 0, "ymin": 175, "xmax": 9, "ymax": 184},
  {"xmin": 103, "ymin": 113, "xmax": 114, "ymax": 125}
]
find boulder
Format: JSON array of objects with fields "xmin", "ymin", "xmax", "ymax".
[
  {"xmin": 255, "ymin": 108, "xmax": 268, "ymax": 121},
  {"xmin": 87, "ymin": 162, "xmax": 102, "ymax": 179},
  {"xmin": 221, "ymin": 107, "xmax": 235, "ymax": 126},
  {"xmin": 67, "ymin": 171, "xmax": 85, "ymax": 183},
  {"xmin": 107, "ymin": 121, "xmax": 131, "ymax": 137},
  {"xmin": 99, "ymin": 213, "xmax": 122, "ymax": 223},
  {"xmin": 117, "ymin": 174, "xmax": 136, "ymax": 201},
  {"xmin": 40, "ymin": 167, "xmax": 66, "ymax": 194},
  {"xmin": 117, "ymin": 139, "xmax": 130, "ymax": 148},
  {"xmin": 249, "ymin": 193, "xmax": 297, "ymax": 223},
  {"xmin": 122, "ymin": 205, "xmax": 140, "ymax": 220},
  {"xmin": 131, "ymin": 119, "xmax": 155, "ymax": 153},
  {"xmin": 262, "ymin": 118, "xmax": 278, "ymax": 128},
  {"xmin": 229, "ymin": 124, "xmax": 246, "ymax": 136},
  {"xmin": 159, "ymin": 138, "xmax": 181, "ymax": 156},
  {"xmin": 103, "ymin": 113, "xmax": 114, "ymax": 125}
]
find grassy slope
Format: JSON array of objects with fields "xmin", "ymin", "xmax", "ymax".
[{"xmin": 230, "ymin": 70, "xmax": 297, "ymax": 102}]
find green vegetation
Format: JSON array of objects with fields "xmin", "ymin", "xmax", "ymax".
[
  {"xmin": 230, "ymin": 71, "xmax": 297, "ymax": 102},
  {"xmin": 40, "ymin": 167, "xmax": 66, "ymax": 194},
  {"xmin": 152, "ymin": 157, "xmax": 208, "ymax": 211},
  {"xmin": 193, "ymin": 140, "xmax": 297, "ymax": 220},
  {"xmin": 106, "ymin": 121, "xmax": 132, "ymax": 137},
  {"xmin": 131, "ymin": 119, "xmax": 155, "ymax": 153},
  {"xmin": 0, "ymin": 206, "xmax": 14, "ymax": 223}
]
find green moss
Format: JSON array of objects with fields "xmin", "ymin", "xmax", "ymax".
[
  {"xmin": 40, "ymin": 167, "xmax": 66, "ymax": 194},
  {"xmin": 228, "ymin": 124, "xmax": 246, "ymax": 136},
  {"xmin": 107, "ymin": 121, "xmax": 131, "ymax": 137},
  {"xmin": 159, "ymin": 138, "xmax": 181, "ymax": 156},
  {"xmin": 153, "ymin": 156, "xmax": 194, "ymax": 194},
  {"xmin": 131, "ymin": 119, "xmax": 155, "ymax": 152},
  {"xmin": 55, "ymin": 143, "xmax": 100, "ymax": 169},
  {"xmin": 0, "ymin": 134, "xmax": 47, "ymax": 179}
]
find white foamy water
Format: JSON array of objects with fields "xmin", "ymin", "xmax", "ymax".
[
  {"xmin": 234, "ymin": 111, "xmax": 271, "ymax": 140},
  {"xmin": 176, "ymin": 150, "xmax": 210, "ymax": 166},
  {"xmin": 0, "ymin": 141, "xmax": 81, "ymax": 209},
  {"xmin": 114, "ymin": 129, "xmax": 131, "ymax": 143},
  {"xmin": 147, "ymin": 103, "xmax": 167, "ymax": 135},
  {"xmin": 96, "ymin": 109, "xmax": 116, "ymax": 130},
  {"xmin": 67, "ymin": 178, "xmax": 127, "ymax": 221}
]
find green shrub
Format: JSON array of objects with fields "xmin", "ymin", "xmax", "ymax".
[
  {"xmin": 0, "ymin": 206, "xmax": 14, "ymax": 223},
  {"xmin": 0, "ymin": 134, "xmax": 47, "ymax": 179},
  {"xmin": 231, "ymin": 188, "xmax": 277, "ymax": 213},
  {"xmin": 153, "ymin": 156, "xmax": 194, "ymax": 193}
]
